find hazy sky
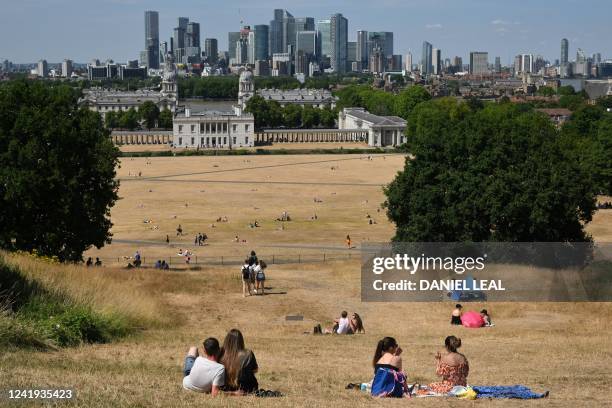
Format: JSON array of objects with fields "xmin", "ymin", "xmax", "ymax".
[{"xmin": 1, "ymin": 0, "xmax": 610, "ymax": 64}]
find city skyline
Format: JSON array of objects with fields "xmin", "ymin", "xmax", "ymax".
[{"xmin": 1, "ymin": 0, "xmax": 611, "ymax": 64}]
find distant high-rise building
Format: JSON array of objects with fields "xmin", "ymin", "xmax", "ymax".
[
  {"xmin": 185, "ymin": 22, "xmax": 201, "ymax": 62},
  {"xmin": 144, "ymin": 10, "xmax": 160, "ymax": 69},
  {"xmin": 452, "ymin": 56, "xmax": 463, "ymax": 72},
  {"xmin": 494, "ymin": 56, "xmax": 501, "ymax": 73},
  {"xmin": 296, "ymin": 30, "xmax": 318, "ymax": 61},
  {"xmin": 178, "ymin": 17, "xmax": 188, "ymax": 30},
  {"xmin": 369, "ymin": 47, "xmax": 385, "ymax": 74},
  {"xmin": 2, "ymin": 59, "xmax": 11, "ymax": 72},
  {"xmin": 228, "ymin": 31, "xmax": 241, "ymax": 61},
  {"xmin": 368, "ymin": 32, "xmax": 393, "ymax": 58},
  {"xmin": 405, "ymin": 52, "xmax": 413, "ymax": 71},
  {"xmin": 432, "ymin": 48, "xmax": 441, "ymax": 75},
  {"xmin": 593, "ymin": 53, "xmax": 602, "ymax": 64},
  {"xmin": 37, "ymin": 59, "xmax": 48, "ymax": 77},
  {"xmin": 269, "ymin": 10, "xmax": 284, "ymax": 55},
  {"xmin": 253, "ymin": 25, "xmax": 269, "ymax": 62},
  {"xmin": 205, "ymin": 38, "xmax": 218, "ymax": 64},
  {"xmin": 356, "ymin": 30, "xmax": 369, "ymax": 69},
  {"xmin": 561, "ymin": 38, "xmax": 569, "ymax": 65},
  {"xmin": 347, "ymin": 41, "xmax": 357, "ymax": 63},
  {"xmin": 317, "ymin": 19, "xmax": 332, "ymax": 58},
  {"xmin": 389, "ymin": 55, "xmax": 402, "ymax": 71},
  {"xmin": 61, "ymin": 59, "xmax": 72, "ymax": 77},
  {"xmin": 421, "ymin": 41, "xmax": 433, "ymax": 75},
  {"xmin": 469, "ymin": 52, "xmax": 489, "ymax": 75},
  {"xmin": 514, "ymin": 54, "xmax": 534, "ymax": 75},
  {"xmin": 330, "ymin": 13, "xmax": 348, "ymax": 73}
]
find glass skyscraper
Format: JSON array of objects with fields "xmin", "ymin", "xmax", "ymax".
[
  {"xmin": 421, "ymin": 41, "xmax": 433, "ymax": 75},
  {"xmin": 330, "ymin": 13, "xmax": 348, "ymax": 73},
  {"xmin": 144, "ymin": 10, "xmax": 159, "ymax": 69}
]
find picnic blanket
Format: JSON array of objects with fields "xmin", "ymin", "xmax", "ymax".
[{"xmin": 472, "ymin": 385, "xmax": 548, "ymax": 399}]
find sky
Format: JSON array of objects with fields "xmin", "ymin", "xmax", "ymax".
[{"xmin": 1, "ymin": 0, "xmax": 611, "ymax": 64}]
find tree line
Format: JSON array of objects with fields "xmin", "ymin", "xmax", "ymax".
[
  {"xmin": 245, "ymin": 95, "xmax": 336, "ymax": 129},
  {"xmin": 104, "ymin": 101, "xmax": 173, "ymax": 130}
]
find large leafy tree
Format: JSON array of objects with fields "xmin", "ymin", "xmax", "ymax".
[
  {"xmin": 393, "ymin": 85, "xmax": 431, "ymax": 119},
  {"xmin": 158, "ymin": 108, "xmax": 173, "ymax": 129},
  {"xmin": 139, "ymin": 101, "xmax": 160, "ymax": 130},
  {"xmin": 0, "ymin": 80, "xmax": 119, "ymax": 261},
  {"xmin": 384, "ymin": 99, "xmax": 598, "ymax": 242}
]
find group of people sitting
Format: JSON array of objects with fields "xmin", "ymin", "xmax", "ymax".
[
  {"xmin": 154, "ymin": 259, "xmax": 170, "ymax": 270},
  {"xmin": 370, "ymin": 335, "xmax": 469, "ymax": 397},
  {"xmin": 182, "ymin": 329, "xmax": 278, "ymax": 397},
  {"xmin": 85, "ymin": 257, "xmax": 102, "ymax": 267},
  {"xmin": 241, "ymin": 251, "xmax": 267, "ymax": 296},
  {"xmin": 314, "ymin": 311, "xmax": 365, "ymax": 335},
  {"xmin": 451, "ymin": 304, "xmax": 493, "ymax": 327}
]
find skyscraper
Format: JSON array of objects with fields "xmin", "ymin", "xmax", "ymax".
[
  {"xmin": 405, "ymin": 52, "xmax": 413, "ymax": 71},
  {"xmin": 356, "ymin": 30, "xmax": 369, "ymax": 69},
  {"xmin": 296, "ymin": 31, "xmax": 318, "ymax": 60},
  {"xmin": 144, "ymin": 11, "xmax": 160, "ymax": 69},
  {"xmin": 494, "ymin": 56, "xmax": 501, "ymax": 73},
  {"xmin": 269, "ymin": 10, "xmax": 284, "ymax": 55},
  {"xmin": 61, "ymin": 59, "xmax": 72, "ymax": 77},
  {"xmin": 185, "ymin": 22, "xmax": 201, "ymax": 63},
  {"xmin": 368, "ymin": 32, "xmax": 393, "ymax": 58},
  {"xmin": 330, "ymin": 13, "xmax": 348, "ymax": 73},
  {"xmin": 317, "ymin": 20, "xmax": 332, "ymax": 58},
  {"xmin": 561, "ymin": 38, "xmax": 569, "ymax": 65},
  {"xmin": 421, "ymin": 41, "xmax": 433, "ymax": 75},
  {"xmin": 253, "ymin": 25, "xmax": 269, "ymax": 62},
  {"xmin": 432, "ymin": 48, "xmax": 441, "ymax": 75},
  {"xmin": 205, "ymin": 38, "xmax": 218, "ymax": 64},
  {"xmin": 37, "ymin": 59, "xmax": 48, "ymax": 77},
  {"xmin": 228, "ymin": 31, "xmax": 240, "ymax": 61},
  {"xmin": 469, "ymin": 52, "xmax": 489, "ymax": 75}
]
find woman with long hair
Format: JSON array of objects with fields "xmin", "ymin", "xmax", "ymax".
[
  {"xmin": 424, "ymin": 335, "xmax": 469, "ymax": 395},
  {"xmin": 219, "ymin": 329, "xmax": 259, "ymax": 394},
  {"xmin": 349, "ymin": 313, "xmax": 365, "ymax": 334},
  {"xmin": 371, "ymin": 337, "xmax": 409, "ymax": 398}
]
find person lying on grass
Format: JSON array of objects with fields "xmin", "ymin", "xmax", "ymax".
[{"xmin": 182, "ymin": 338, "xmax": 225, "ymax": 396}]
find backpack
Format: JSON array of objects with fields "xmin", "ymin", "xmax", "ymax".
[
  {"xmin": 371, "ymin": 366, "xmax": 408, "ymax": 398},
  {"xmin": 241, "ymin": 265, "xmax": 250, "ymax": 280}
]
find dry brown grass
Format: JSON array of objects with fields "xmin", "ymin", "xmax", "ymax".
[{"xmin": 2, "ymin": 155, "xmax": 612, "ymax": 407}]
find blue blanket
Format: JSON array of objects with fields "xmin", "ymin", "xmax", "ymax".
[{"xmin": 472, "ymin": 385, "xmax": 548, "ymax": 399}]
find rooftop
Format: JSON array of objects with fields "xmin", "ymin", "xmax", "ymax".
[{"xmin": 343, "ymin": 108, "xmax": 407, "ymax": 127}]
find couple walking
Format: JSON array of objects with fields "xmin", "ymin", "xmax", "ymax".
[{"xmin": 241, "ymin": 251, "xmax": 267, "ymax": 296}]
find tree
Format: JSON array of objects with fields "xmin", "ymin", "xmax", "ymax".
[
  {"xmin": 158, "ymin": 108, "xmax": 173, "ymax": 129},
  {"xmin": 320, "ymin": 106, "xmax": 337, "ymax": 128},
  {"xmin": 536, "ymin": 86, "xmax": 556, "ymax": 97},
  {"xmin": 139, "ymin": 101, "xmax": 160, "ymax": 130},
  {"xmin": 282, "ymin": 104, "xmax": 303, "ymax": 128},
  {"xmin": 118, "ymin": 108, "xmax": 139, "ymax": 130},
  {"xmin": 104, "ymin": 111, "xmax": 119, "ymax": 129},
  {"xmin": 394, "ymin": 85, "xmax": 431, "ymax": 119},
  {"xmin": 557, "ymin": 85, "xmax": 576, "ymax": 96},
  {"xmin": 385, "ymin": 99, "xmax": 597, "ymax": 242},
  {"xmin": 0, "ymin": 80, "xmax": 119, "ymax": 261},
  {"xmin": 301, "ymin": 106, "xmax": 320, "ymax": 128}
]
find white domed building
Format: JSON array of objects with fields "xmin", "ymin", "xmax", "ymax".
[{"xmin": 235, "ymin": 68, "xmax": 255, "ymax": 115}]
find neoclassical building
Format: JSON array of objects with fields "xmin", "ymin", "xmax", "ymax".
[
  {"xmin": 338, "ymin": 108, "xmax": 407, "ymax": 147},
  {"xmin": 79, "ymin": 54, "xmax": 178, "ymax": 118},
  {"xmin": 173, "ymin": 69, "xmax": 255, "ymax": 149}
]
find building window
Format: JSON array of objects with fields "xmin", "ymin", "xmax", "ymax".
[
  {"xmin": 212, "ymin": 123, "xmax": 216, "ymax": 134},
  {"xmin": 178, "ymin": 137, "xmax": 182, "ymax": 145},
  {"xmin": 191, "ymin": 137, "xmax": 194, "ymax": 145},
  {"xmin": 245, "ymin": 137, "xmax": 249, "ymax": 144},
  {"xmin": 206, "ymin": 137, "xmax": 209, "ymax": 145},
  {"xmin": 200, "ymin": 137, "xmax": 204, "ymax": 145},
  {"xmin": 224, "ymin": 137, "xmax": 227, "ymax": 145},
  {"xmin": 223, "ymin": 122, "xmax": 227, "ymax": 133},
  {"xmin": 232, "ymin": 124, "xmax": 237, "ymax": 132},
  {"xmin": 191, "ymin": 125, "xmax": 195, "ymax": 133},
  {"xmin": 200, "ymin": 123, "xmax": 205, "ymax": 133},
  {"xmin": 233, "ymin": 137, "xmax": 236, "ymax": 144},
  {"xmin": 178, "ymin": 125, "xmax": 183, "ymax": 133},
  {"xmin": 245, "ymin": 124, "xmax": 250, "ymax": 132}
]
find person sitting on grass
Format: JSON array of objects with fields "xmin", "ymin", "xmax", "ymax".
[
  {"xmin": 325, "ymin": 311, "xmax": 350, "ymax": 334},
  {"xmin": 480, "ymin": 309, "xmax": 493, "ymax": 326},
  {"xmin": 219, "ymin": 329, "xmax": 259, "ymax": 395},
  {"xmin": 182, "ymin": 338, "xmax": 225, "ymax": 396},
  {"xmin": 451, "ymin": 304, "xmax": 463, "ymax": 325},
  {"xmin": 419, "ymin": 335, "xmax": 469, "ymax": 395},
  {"xmin": 371, "ymin": 337, "xmax": 409, "ymax": 398},
  {"xmin": 348, "ymin": 313, "xmax": 365, "ymax": 334}
]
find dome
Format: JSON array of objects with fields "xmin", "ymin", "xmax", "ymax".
[{"xmin": 239, "ymin": 69, "xmax": 254, "ymax": 83}]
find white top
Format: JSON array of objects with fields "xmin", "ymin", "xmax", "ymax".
[
  {"xmin": 337, "ymin": 317, "xmax": 350, "ymax": 334},
  {"xmin": 182, "ymin": 357, "xmax": 225, "ymax": 393}
]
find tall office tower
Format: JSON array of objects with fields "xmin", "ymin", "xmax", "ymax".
[
  {"xmin": 421, "ymin": 41, "xmax": 433, "ymax": 75},
  {"xmin": 405, "ymin": 52, "xmax": 413, "ymax": 71},
  {"xmin": 356, "ymin": 30, "xmax": 369, "ymax": 69},
  {"xmin": 228, "ymin": 32, "xmax": 241, "ymax": 61},
  {"xmin": 61, "ymin": 59, "xmax": 72, "ymax": 77},
  {"xmin": 144, "ymin": 10, "xmax": 160, "ymax": 69},
  {"xmin": 347, "ymin": 42, "xmax": 357, "ymax": 63},
  {"xmin": 452, "ymin": 56, "xmax": 463, "ymax": 71},
  {"xmin": 204, "ymin": 38, "xmax": 218, "ymax": 64},
  {"xmin": 185, "ymin": 22, "xmax": 201, "ymax": 62},
  {"xmin": 469, "ymin": 51, "xmax": 489, "ymax": 75},
  {"xmin": 593, "ymin": 53, "xmax": 602, "ymax": 64},
  {"xmin": 178, "ymin": 17, "xmax": 188, "ymax": 30},
  {"xmin": 269, "ymin": 9, "xmax": 284, "ymax": 55},
  {"xmin": 37, "ymin": 59, "xmax": 48, "ymax": 77},
  {"xmin": 432, "ymin": 48, "xmax": 441, "ymax": 75},
  {"xmin": 317, "ymin": 19, "xmax": 332, "ymax": 58},
  {"xmin": 159, "ymin": 41, "xmax": 168, "ymax": 63},
  {"xmin": 253, "ymin": 25, "xmax": 269, "ymax": 62},
  {"xmin": 330, "ymin": 13, "xmax": 348, "ymax": 73},
  {"xmin": 280, "ymin": 10, "xmax": 295, "ymax": 53},
  {"xmin": 561, "ymin": 38, "xmax": 569, "ymax": 65},
  {"xmin": 494, "ymin": 56, "xmax": 501, "ymax": 73},
  {"xmin": 368, "ymin": 32, "xmax": 393, "ymax": 58},
  {"xmin": 295, "ymin": 17, "xmax": 315, "ymax": 32},
  {"xmin": 369, "ymin": 48, "xmax": 385, "ymax": 74},
  {"xmin": 296, "ymin": 31, "xmax": 318, "ymax": 61},
  {"xmin": 236, "ymin": 38, "xmax": 249, "ymax": 65}
]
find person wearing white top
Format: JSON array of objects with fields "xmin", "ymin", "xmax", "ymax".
[
  {"xmin": 336, "ymin": 311, "xmax": 350, "ymax": 334},
  {"xmin": 182, "ymin": 338, "xmax": 225, "ymax": 396}
]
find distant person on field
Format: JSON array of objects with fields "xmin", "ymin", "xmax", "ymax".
[
  {"xmin": 346, "ymin": 235, "xmax": 351, "ymax": 249},
  {"xmin": 451, "ymin": 304, "xmax": 462, "ymax": 325},
  {"xmin": 86, "ymin": 257, "xmax": 93, "ymax": 267},
  {"xmin": 182, "ymin": 338, "xmax": 225, "ymax": 396},
  {"xmin": 480, "ymin": 309, "xmax": 493, "ymax": 327},
  {"xmin": 94, "ymin": 257, "xmax": 102, "ymax": 266},
  {"xmin": 134, "ymin": 251, "xmax": 141, "ymax": 267},
  {"xmin": 177, "ymin": 224, "xmax": 183, "ymax": 236},
  {"xmin": 219, "ymin": 329, "xmax": 259, "ymax": 395},
  {"xmin": 253, "ymin": 260, "xmax": 266, "ymax": 295}
]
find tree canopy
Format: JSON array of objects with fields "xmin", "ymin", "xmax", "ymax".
[
  {"xmin": 384, "ymin": 98, "xmax": 600, "ymax": 242},
  {"xmin": 0, "ymin": 80, "xmax": 119, "ymax": 261}
]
